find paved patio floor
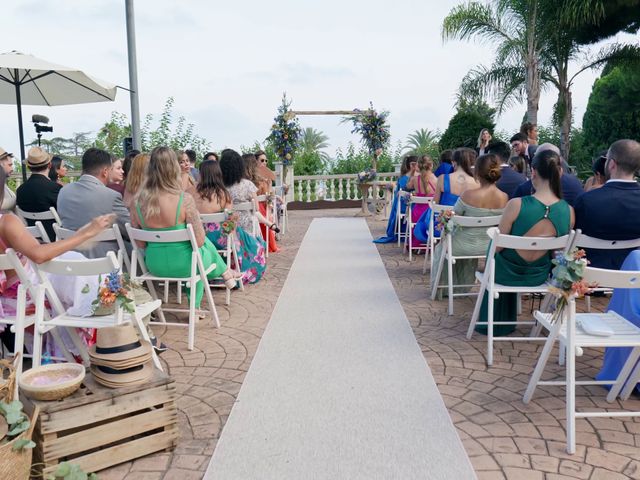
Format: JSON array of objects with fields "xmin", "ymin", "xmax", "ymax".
[{"xmin": 98, "ymin": 209, "xmax": 640, "ymax": 480}]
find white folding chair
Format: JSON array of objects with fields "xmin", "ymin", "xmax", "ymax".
[
  {"xmin": 255, "ymin": 195, "xmax": 270, "ymax": 256},
  {"xmin": 200, "ymin": 212, "xmax": 245, "ymax": 305},
  {"xmin": 0, "ymin": 251, "xmax": 45, "ymax": 398},
  {"xmin": 273, "ymin": 185, "xmax": 288, "ymax": 235},
  {"xmin": 570, "ymin": 231, "xmax": 640, "ymax": 312},
  {"xmin": 16, "ymin": 206, "xmax": 62, "ymax": 227},
  {"xmin": 53, "ymin": 223, "xmax": 131, "ymax": 272},
  {"xmin": 431, "ymin": 215, "xmax": 502, "ymax": 315},
  {"xmin": 126, "ymin": 223, "xmax": 220, "ymax": 351},
  {"xmin": 396, "ymin": 190, "xmax": 411, "ymax": 247},
  {"xmin": 29, "ymin": 251, "xmax": 162, "ymax": 370},
  {"xmin": 423, "ymin": 203, "xmax": 454, "ymax": 274},
  {"xmin": 523, "ymin": 267, "xmax": 640, "ymax": 454},
  {"xmin": 466, "ymin": 227, "xmax": 574, "ymax": 365},
  {"xmin": 25, "ymin": 221, "xmax": 51, "ymax": 243},
  {"xmin": 406, "ymin": 196, "xmax": 432, "ymax": 261}
]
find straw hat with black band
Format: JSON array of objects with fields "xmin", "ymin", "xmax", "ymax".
[
  {"xmin": 89, "ymin": 324, "xmax": 153, "ymax": 387},
  {"xmin": 25, "ymin": 147, "xmax": 51, "ymax": 169}
]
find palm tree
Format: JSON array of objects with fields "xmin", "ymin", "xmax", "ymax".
[
  {"xmin": 300, "ymin": 127, "xmax": 330, "ymax": 161},
  {"xmin": 442, "ymin": 0, "xmax": 543, "ymax": 123},
  {"xmin": 403, "ymin": 128, "xmax": 439, "ymax": 155},
  {"xmin": 443, "ymin": 0, "xmax": 640, "ymax": 159}
]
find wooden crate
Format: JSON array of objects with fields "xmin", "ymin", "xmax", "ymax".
[{"xmin": 21, "ymin": 369, "xmax": 178, "ymax": 476}]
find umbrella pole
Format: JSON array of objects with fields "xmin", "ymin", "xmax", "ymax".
[{"xmin": 14, "ymin": 75, "xmax": 27, "ymax": 183}]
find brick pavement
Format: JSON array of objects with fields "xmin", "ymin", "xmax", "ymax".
[
  {"xmin": 98, "ymin": 209, "xmax": 640, "ymax": 479},
  {"xmin": 368, "ymin": 215, "xmax": 640, "ymax": 480}
]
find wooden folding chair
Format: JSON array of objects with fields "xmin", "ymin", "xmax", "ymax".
[
  {"xmin": 126, "ymin": 223, "xmax": 220, "ymax": 351},
  {"xmin": 466, "ymin": 227, "xmax": 574, "ymax": 365},
  {"xmin": 200, "ymin": 211, "xmax": 245, "ymax": 305},
  {"xmin": 430, "ymin": 215, "xmax": 502, "ymax": 315},
  {"xmin": 524, "ymin": 266, "xmax": 640, "ymax": 454}
]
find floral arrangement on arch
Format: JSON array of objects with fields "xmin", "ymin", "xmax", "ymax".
[
  {"xmin": 266, "ymin": 93, "xmax": 302, "ymax": 166},
  {"xmin": 92, "ymin": 271, "xmax": 138, "ymax": 314},
  {"xmin": 344, "ymin": 102, "xmax": 391, "ymax": 156},
  {"xmin": 548, "ymin": 248, "xmax": 596, "ymax": 324},
  {"xmin": 436, "ymin": 210, "xmax": 456, "ymax": 234},
  {"xmin": 357, "ymin": 168, "xmax": 377, "ymax": 184}
]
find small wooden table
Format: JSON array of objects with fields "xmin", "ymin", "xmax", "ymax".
[{"xmin": 356, "ymin": 181, "xmax": 394, "ymax": 219}]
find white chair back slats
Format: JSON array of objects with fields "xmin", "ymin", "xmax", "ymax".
[
  {"xmin": 53, "ymin": 223, "xmax": 131, "ymax": 272},
  {"xmin": 254, "ymin": 195, "xmax": 269, "ymax": 256},
  {"xmin": 126, "ymin": 223, "xmax": 220, "ymax": 351},
  {"xmin": 25, "ymin": 221, "xmax": 51, "ymax": 243},
  {"xmin": 406, "ymin": 196, "xmax": 432, "ymax": 262},
  {"xmin": 16, "ymin": 206, "xmax": 62, "ymax": 225},
  {"xmin": 0, "ymin": 251, "xmax": 45, "ymax": 397},
  {"xmin": 570, "ymin": 230, "xmax": 640, "ymax": 251},
  {"xmin": 423, "ymin": 203, "xmax": 451, "ymax": 274},
  {"xmin": 234, "ymin": 201, "xmax": 258, "ymax": 237},
  {"xmin": 396, "ymin": 191, "xmax": 411, "ymax": 247},
  {"xmin": 523, "ymin": 265, "xmax": 640, "ymax": 454},
  {"xmin": 21, "ymin": 250, "xmax": 162, "ymax": 370},
  {"xmin": 430, "ymin": 215, "xmax": 502, "ymax": 315},
  {"xmin": 200, "ymin": 211, "xmax": 245, "ymax": 305},
  {"xmin": 466, "ymin": 228, "xmax": 575, "ymax": 366},
  {"xmin": 273, "ymin": 185, "xmax": 288, "ymax": 234}
]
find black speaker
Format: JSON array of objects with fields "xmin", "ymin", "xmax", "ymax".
[{"xmin": 122, "ymin": 137, "xmax": 134, "ymax": 155}]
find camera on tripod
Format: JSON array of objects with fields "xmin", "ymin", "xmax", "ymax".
[{"xmin": 32, "ymin": 115, "xmax": 53, "ymax": 146}]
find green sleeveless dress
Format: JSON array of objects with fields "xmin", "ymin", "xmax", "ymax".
[
  {"xmin": 136, "ymin": 193, "xmax": 226, "ymax": 308},
  {"xmin": 476, "ymin": 196, "xmax": 571, "ymax": 336}
]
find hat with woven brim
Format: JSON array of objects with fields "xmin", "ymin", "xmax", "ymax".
[
  {"xmin": 26, "ymin": 146, "xmax": 51, "ymax": 168},
  {"xmin": 88, "ymin": 324, "xmax": 152, "ymax": 363},
  {"xmin": 91, "ymin": 361, "xmax": 152, "ymax": 387},
  {"xmin": 0, "ymin": 147, "xmax": 13, "ymax": 161}
]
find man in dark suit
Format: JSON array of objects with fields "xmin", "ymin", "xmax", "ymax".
[
  {"xmin": 512, "ymin": 143, "xmax": 584, "ymax": 206},
  {"xmin": 574, "ymin": 139, "xmax": 640, "ymax": 269},
  {"xmin": 15, "ymin": 147, "xmax": 62, "ymax": 240},
  {"xmin": 487, "ymin": 141, "xmax": 527, "ymax": 199}
]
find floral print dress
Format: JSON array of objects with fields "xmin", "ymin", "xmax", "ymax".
[{"xmin": 205, "ymin": 180, "xmax": 267, "ymax": 284}]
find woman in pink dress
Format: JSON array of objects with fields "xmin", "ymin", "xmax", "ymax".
[{"xmin": 408, "ymin": 155, "xmax": 437, "ymax": 249}]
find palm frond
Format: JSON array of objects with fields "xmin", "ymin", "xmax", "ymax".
[
  {"xmin": 570, "ymin": 43, "xmax": 640, "ymax": 84},
  {"xmin": 459, "ymin": 63, "xmax": 527, "ymax": 115},
  {"xmin": 442, "ymin": 2, "xmax": 515, "ymax": 45}
]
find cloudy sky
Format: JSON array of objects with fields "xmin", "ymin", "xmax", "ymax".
[{"xmin": 1, "ymin": 0, "xmax": 637, "ymax": 159}]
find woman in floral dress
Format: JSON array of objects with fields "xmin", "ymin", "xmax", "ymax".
[{"xmin": 194, "ymin": 159, "xmax": 266, "ymax": 284}]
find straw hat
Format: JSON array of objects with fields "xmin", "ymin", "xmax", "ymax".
[
  {"xmin": 26, "ymin": 147, "xmax": 51, "ymax": 168},
  {"xmin": 89, "ymin": 324, "xmax": 151, "ymax": 363},
  {"xmin": 0, "ymin": 147, "xmax": 13, "ymax": 161},
  {"xmin": 91, "ymin": 361, "xmax": 152, "ymax": 387}
]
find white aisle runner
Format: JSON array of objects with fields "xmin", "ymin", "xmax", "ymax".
[{"xmin": 204, "ymin": 218, "xmax": 475, "ymax": 480}]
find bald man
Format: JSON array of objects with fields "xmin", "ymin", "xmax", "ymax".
[{"xmin": 574, "ymin": 139, "xmax": 640, "ymax": 269}]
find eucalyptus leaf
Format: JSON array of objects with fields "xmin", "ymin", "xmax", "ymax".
[
  {"xmin": 12, "ymin": 438, "xmax": 35, "ymax": 451},
  {"xmin": 8, "ymin": 419, "xmax": 30, "ymax": 436}
]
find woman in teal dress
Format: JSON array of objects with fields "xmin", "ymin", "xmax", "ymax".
[
  {"xmin": 193, "ymin": 160, "xmax": 266, "ymax": 284},
  {"xmin": 476, "ymin": 149, "xmax": 574, "ymax": 335},
  {"xmin": 132, "ymin": 147, "xmax": 239, "ymax": 309},
  {"xmin": 431, "ymin": 153, "xmax": 507, "ymax": 298}
]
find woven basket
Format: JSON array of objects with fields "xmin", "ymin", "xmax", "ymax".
[
  {"xmin": 19, "ymin": 363, "xmax": 85, "ymax": 402},
  {"xmin": 0, "ymin": 354, "xmax": 19, "ymax": 403},
  {"xmin": 0, "ymin": 406, "xmax": 39, "ymax": 480}
]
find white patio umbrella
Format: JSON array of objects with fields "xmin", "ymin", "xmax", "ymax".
[{"xmin": 0, "ymin": 51, "xmax": 118, "ymax": 180}]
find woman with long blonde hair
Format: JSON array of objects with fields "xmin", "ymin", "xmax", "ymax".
[
  {"xmin": 123, "ymin": 153, "xmax": 150, "ymax": 209},
  {"xmin": 131, "ymin": 147, "xmax": 241, "ymax": 309}
]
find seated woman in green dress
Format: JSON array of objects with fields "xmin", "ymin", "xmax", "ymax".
[
  {"xmin": 476, "ymin": 148, "xmax": 574, "ymax": 336},
  {"xmin": 431, "ymin": 153, "xmax": 508, "ymax": 299},
  {"xmin": 131, "ymin": 147, "xmax": 241, "ymax": 310}
]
